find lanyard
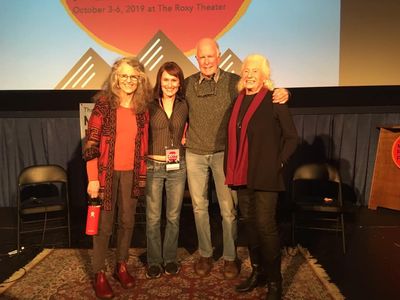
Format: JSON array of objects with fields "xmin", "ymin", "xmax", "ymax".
[{"xmin": 159, "ymin": 98, "xmax": 175, "ymax": 147}]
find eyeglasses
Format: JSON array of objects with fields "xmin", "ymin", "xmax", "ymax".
[{"xmin": 118, "ymin": 74, "xmax": 140, "ymax": 82}]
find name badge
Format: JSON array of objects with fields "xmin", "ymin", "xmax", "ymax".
[{"xmin": 165, "ymin": 148, "xmax": 180, "ymax": 171}]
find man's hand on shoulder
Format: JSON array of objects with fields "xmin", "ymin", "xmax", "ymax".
[{"xmin": 272, "ymin": 88, "xmax": 290, "ymax": 104}]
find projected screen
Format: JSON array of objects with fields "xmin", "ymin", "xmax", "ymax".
[{"xmin": 0, "ymin": 0, "xmax": 398, "ymax": 90}]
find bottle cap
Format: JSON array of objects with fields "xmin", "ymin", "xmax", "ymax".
[{"xmin": 88, "ymin": 197, "xmax": 100, "ymax": 205}]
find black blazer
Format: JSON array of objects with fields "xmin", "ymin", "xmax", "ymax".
[{"xmin": 240, "ymin": 92, "xmax": 298, "ymax": 191}]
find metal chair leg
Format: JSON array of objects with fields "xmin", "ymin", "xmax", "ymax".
[
  {"xmin": 67, "ymin": 210, "xmax": 71, "ymax": 248},
  {"xmin": 291, "ymin": 213, "xmax": 296, "ymax": 246},
  {"xmin": 17, "ymin": 213, "xmax": 21, "ymax": 253},
  {"xmin": 341, "ymin": 213, "xmax": 346, "ymax": 254}
]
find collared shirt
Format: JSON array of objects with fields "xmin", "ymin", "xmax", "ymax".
[
  {"xmin": 198, "ymin": 68, "xmax": 220, "ymax": 83},
  {"xmin": 148, "ymin": 97, "xmax": 188, "ymax": 157}
]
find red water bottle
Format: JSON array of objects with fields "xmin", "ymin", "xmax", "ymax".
[{"xmin": 85, "ymin": 198, "xmax": 101, "ymax": 235}]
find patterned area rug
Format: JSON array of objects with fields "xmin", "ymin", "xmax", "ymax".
[{"xmin": 0, "ymin": 246, "xmax": 344, "ymax": 299}]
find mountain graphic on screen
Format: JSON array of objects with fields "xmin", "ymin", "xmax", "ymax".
[
  {"xmin": 55, "ymin": 48, "xmax": 110, "ymax": 90},
  {"xmin": 137, "ymin": 30, "xmax": 198, "ymax": 85},
  {"xmin": 55, "ymin": 31, "xmax": 242, "ymax": 90},
  {"xmin": 219, "ymin": 49, "xmax": 243, "ymax": 74}
]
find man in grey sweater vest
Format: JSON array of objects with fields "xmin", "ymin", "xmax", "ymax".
[{"xmin": 184, "ymin": 38, "xmax": 289, "ymax": 279}]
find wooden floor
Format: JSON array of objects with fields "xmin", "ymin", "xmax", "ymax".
[{"xmin": 0, "ymin": 204, "xmax": 399, "ymax": 300}]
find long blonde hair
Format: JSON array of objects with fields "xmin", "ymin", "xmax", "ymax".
[
  {"xmin": 237, "ymin": 54, "xmax": 275, "ymax": 92},
  {"xmin": 94, "ymin": 57, "xmax": 152, "ymax": 113}
]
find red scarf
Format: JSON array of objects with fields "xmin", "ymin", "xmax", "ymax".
[{"xmin": 225, "ymin": 88, "xmax": 268, "ymax": 186}]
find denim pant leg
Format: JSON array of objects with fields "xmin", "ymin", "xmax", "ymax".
[
  {"xmin": 209, "ymin": 151, "xmax": 238, "ymax": 261},
  {"xmin": 163, "ymin": 160, "xmax": 186, "ymax": 264},
  {"xmin": 186, "ymin": 150, "xmax": 213, "ymax": 258},
  {"xmin": 146, "ymin": 161, "xmax": 165, "ymax": 266}
]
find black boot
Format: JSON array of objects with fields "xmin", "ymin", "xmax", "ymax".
[
  {"xmin": 266, "ymin": 281, "xmax": 282, "ymax": 300},
  {"xmin": 235, "ymin": 264, "xmax": 266, "ymax": 293}
]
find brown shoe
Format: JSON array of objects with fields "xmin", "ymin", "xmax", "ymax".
[
  {"xmin": 94, "ymin": 271, "xmax": 114, "ymax": 299},
  {"xmin": 223, "ymin": 260, "xmax": 239, "ymax": 279},
  {"xmin": 195, "ymin": 256, "xmax": 213, "ymax": 276},
  {"xmin": 113, "ymin": 261, "xmax": 135, "ymax": 289}
]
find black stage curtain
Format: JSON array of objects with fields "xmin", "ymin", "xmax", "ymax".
[
  {"xmin": 0, "ymin": 116, "xmax": 87, "ymax": 208},
  {"xmin": 291, "ymin": 112, "xmax": 400, "ymax": 206},
  {"xmin": 2, "ymin": 112, "xmax": 400, "ymax": 207},
  {"xmin": 1, "ymin": 87, "xmax": 400, "ymax": 208}
]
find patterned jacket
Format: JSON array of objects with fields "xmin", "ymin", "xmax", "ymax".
[{"xmin": 83, "ymin": 98, "xmax": 149, "ymax": 210}]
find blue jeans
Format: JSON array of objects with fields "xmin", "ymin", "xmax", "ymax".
[
  {"xmin": 146, "ymin": 159, "xmax": 186, "ymax": 266},
  {"xmin": 186, "ymin": 150, "xmax": 238, "ymax": 261}
]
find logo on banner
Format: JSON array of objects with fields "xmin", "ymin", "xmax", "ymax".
[
  {"xmin": 61, "ymin": 0, "xmax": 251, "ymax": 55},
  {"xmin": 392, "ymin": 136, "xmax": 400, "ymax": 168}
]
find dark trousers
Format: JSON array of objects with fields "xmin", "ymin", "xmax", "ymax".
[
  {"xmin": 237, "ymin": 188, "xmax": 281, "ymax": 282},
  {"xmin": 93, "ymin": 170, "xmax": 138, "ymax": 273}
]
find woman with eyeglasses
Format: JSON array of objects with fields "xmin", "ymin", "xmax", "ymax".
[
  {"xmin": 145, "ymin": 62, "xmax": 188, "ymax": 279},
  {"xmin": 83, "ymin": 57, "xmax": 152, "ymax": 299}
]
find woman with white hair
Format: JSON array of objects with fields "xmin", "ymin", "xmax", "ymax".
[{"xmin": 225, "ymin": 54, "xmax": 298, "ymax": 300}]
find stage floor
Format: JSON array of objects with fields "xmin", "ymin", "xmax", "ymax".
[{"xmin": 0, "ymin": 204, "xmax": 399, "ymax": 299}]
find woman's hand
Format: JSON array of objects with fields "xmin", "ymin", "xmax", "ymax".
[
  {"xmin": 87, "ymin": 180, "xmax": 100, "ymax": 198},
  {"xmin": 272, "ymin": 88, "xmax": 290, "ymax": 104},
  {"xmin": 181, "ymin": 122, "xmax": 188, "ymax": 145}
]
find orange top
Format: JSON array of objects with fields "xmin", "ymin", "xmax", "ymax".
[{"xmin": 87, "ymin": 106, "xmax": 137, "ymax": 181}]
